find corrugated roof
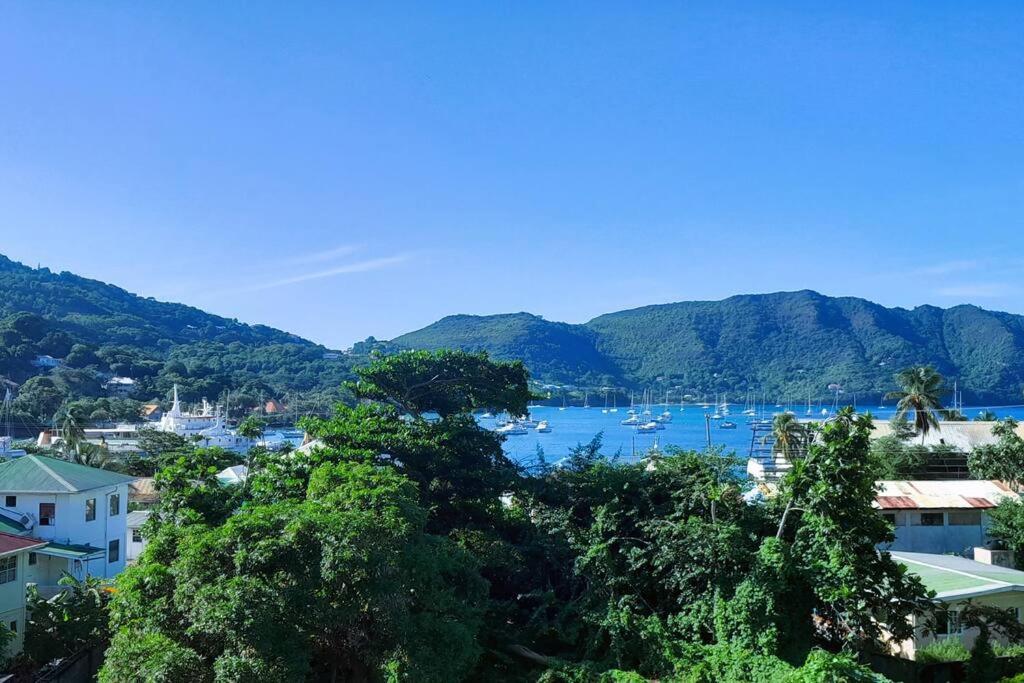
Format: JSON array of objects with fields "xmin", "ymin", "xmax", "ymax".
[
  {"xmin": 126, "ymin": 510, "xmax": 151, "ymax": 527},
  {"xmin": 871, "ymin": 420, "xmax": 1024, "ymax": 452},
  {"xmin": 874, "ymin": 480, "xmax": 1019, "ymax": 510},
  {"xmin": 0, "ymin": 532, "xmax": 46, "ymax": 556},
  {"xmin": 37, "ymin": 542, "xmax": 104, "ymax": 560},
  {"xmin": 893, "ymin": 551, "xmax": 1024, "ymax": 600},
  {"xmin": 0, "ymin": 455, "xmax": 135, "ymax": 493},
  {"xmin": 128, "ymin": 477, "xmax": 158, "ymax": 503}
]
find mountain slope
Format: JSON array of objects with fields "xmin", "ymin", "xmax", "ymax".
[{"xmin": 393, "ymin": 291, "xmax": 1024, "ymax": 403}]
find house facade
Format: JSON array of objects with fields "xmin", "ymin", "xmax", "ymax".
[
  {"xmin": 0, "ymin": 455, "xmax": 135, "ymax": 581},
  {"xmin": 875, "ymin": 480, "xmax": 1019, "ymax": 556},
  {"xmin": 0, "ymin": 532, "xmax": 47, "ymax": 655},
  {"xmin": 125, "ymin": 510, "xmax": 150, "ymax": 563},
  {"xmin": 889, "ymin": 550, "xmax": 1024, "ymax": 660}
]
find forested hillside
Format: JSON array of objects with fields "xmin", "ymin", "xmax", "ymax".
[
  {"xmin": 0, "ymin": 254, "xmax": 363, "ymax": 425},
  {"xmin": 395, "ymin": 290, "xmax": 1024, "ymax": 403}
]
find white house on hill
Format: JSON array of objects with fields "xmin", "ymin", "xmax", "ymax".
[{"xmin": 0, "ymin": 455, "xmax": 135, "ymax": 581}]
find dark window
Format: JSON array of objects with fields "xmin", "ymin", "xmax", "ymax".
[
  {"xmin": 918, "ymin": 513, "xmax": 944, "ymax": 526},
  {"xmin": 108, "ymin": 539, "xmax": 120, "ymax": 563},
  {"xmin": 85, "ymin": 498, "xmax": 96, "ymax": 522},
  {"xmin": 109, "ymin": 494, "xmax": 120, "ymax": 516},
  {"xmin": 8, "ymin": 620, "xmax": 15, "ymax": 633},
  {"xmin": 28, "ymin": 552, "xmax": 36, "ymax": 566},
  {"xmin": 4, "ymin": 495, "xmax": 15, "ymax": 507},
  {"xmin": 882, "ymin": 513, "xmax": 897, "ymax": 527},
  {"xmin": 935, "ymin": 610, "xmax": 961, "ymax": 636},
  {"xmin": 38, "ymin": 503, "xmax": 55, "ymax": 526},
  {"xmin": 949, "ymin": 511, "xmax": 982, "ymax": 526},
  {"xmin": 132, "ymin": 528, "xmax": 143, "ymax": 543},
  {"xmin": 0, "ymin": 556, "xmax": 15, "ymax": 584}
]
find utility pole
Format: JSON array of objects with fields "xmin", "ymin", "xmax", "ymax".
[{"xmin": 704, "ymin": 412, "xmax": 712, "ymax": 451}]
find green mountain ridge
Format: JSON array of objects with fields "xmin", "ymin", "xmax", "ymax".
[
  {"xmin": 393, "ymin": 290, "xmax": 1024, "ymax": 403},
  {"xmin": 0, "ymin": 254, "xmax": 361, "ymax": 424}
]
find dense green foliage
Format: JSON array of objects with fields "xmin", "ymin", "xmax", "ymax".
[
  {"xmin": 0, "ymin": 254, "xmax": 370, "ymax": 424},
  {"xmin": 395, "ymin": 290, "xmax": 1024, "ymax": 403},
  {"xmin": 98, "ymin": 350, "xmax": 928, "ymax": 682}
]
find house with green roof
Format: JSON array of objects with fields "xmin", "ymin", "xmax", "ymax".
[
  {"xmin": 889, "ymin": 550, "xmax": 1024, "ymax": 659},
  {"xmin": 0, "ymin": 455, "xmax": 135, "ymax": 582}
]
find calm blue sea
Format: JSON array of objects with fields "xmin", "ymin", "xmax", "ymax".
[{"xmin": 490, "ymin": 404, "xmax": 1024, "ymax": 467}]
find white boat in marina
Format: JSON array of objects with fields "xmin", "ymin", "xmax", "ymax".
[
  {"xmin": 496, "ymin": 422, "xmax": 529, "ymax": 435},
  {"xmin": 583, "ymin": 391, "xmax": 590, "ymax": 409},
  {"xmin": 536, "ymin": 420, "xmax": 551, "ymax": 433},
  {"xmin": 610, "ymin": 393, "xmax": 618, "ymax": 413},
  {"xmin": 559, "ymin": 392, "xmax": 567, "ymax": 411},
  {"xmin": 636, "ymin": 421, "xmax": 658, "ymax": 433},
  {"xmin": 620, "ymin": 414, "xmax": 641, "ymax": 426}
]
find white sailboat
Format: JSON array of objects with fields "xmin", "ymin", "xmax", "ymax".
[
  {"xmin": 583, "ymin": 391, "xmax": 590, "ymax": 409},
  {"xmin": 602, "ymin": 390, "xmax": 609, "ymax": 414},
  {"xmin": 610, "ymin": 393, "xmax": 618, "ymax": 413}
]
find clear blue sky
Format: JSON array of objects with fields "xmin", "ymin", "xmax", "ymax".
[{"xmin": 2, "ymin": 3, "xmax": 1023, "ymax": 348}]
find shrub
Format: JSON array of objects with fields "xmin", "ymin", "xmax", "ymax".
[{"xmin": 916, "ymin": 638, "xmax": 970, "ymax": 663}]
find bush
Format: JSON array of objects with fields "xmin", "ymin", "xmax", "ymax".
[
  {"xmin": 99, "ymin": 632, "xmax": 208, "ymax": 683},
  {"xmin": 916, "ymin": 638, "xmax": 970, "ymax": 663}
]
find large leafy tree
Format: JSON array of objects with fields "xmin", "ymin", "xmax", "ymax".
[
  {"xmin": 967, "ymin": 418, "xmax": 1024, "ymax": 490},
  {"xmin": 885, "ymin": 366, "xmax": 946, "ymax": 444},
  {"xmin": 352, "ymin": 349, "xmax": 532, "ymax": 418}
]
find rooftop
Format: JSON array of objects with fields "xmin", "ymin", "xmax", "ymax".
[
  {"xmin": 874, "ymin": 480, "xmax": 1018, "ymax": 510},
  {"xmin": 0, "ymin": 532, "xmax": 46, "ymax": 556},
  {"xmin": 0, "ymin": 455, "xmax": 135, "ymax": 493},
  {"xmin": 126, "ymin": 510, "xmax": 151, "ymax": 527},
  {"xmin": 872, "ymin": 420, "xmax": 1024, "ymax": 452},
  {"xmin": 892, "ymin": 551, "xmax": 1024, "ymax": 600},
  {"xmin": 37, "ymin": 542, "xmax": 104, "ymax": 561}
]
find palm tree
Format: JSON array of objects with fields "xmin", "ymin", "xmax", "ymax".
[
  {"xmin": 54, "ymin": 403, "xmax": 85, "ymax": 460},
  {"xmin": 770, "ymin": 412, "xmax": 807, "ymax": 463},
  {"xmin": 975, "ymin": 410, "xmax": 998, "ymax": 422},
  {"xmin": 885, "ymin": 366, "xmax": 946, "ymax": 444}
]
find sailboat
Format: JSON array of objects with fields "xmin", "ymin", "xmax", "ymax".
[
  {"xmin": 609, "ymin": 393, "xmax": 618, "ymax": 413},
  {"xmin": 602, "ymin": 390, "xmax": 609, "ymax": 414},
  {"xmin": 559, "ymin": 391, "xmax": 567, "ymax": 411},
  {"xmin": 583, "ymin": 391, "xmax": 590, "ymax": 409},
  {"xmin": 627, "ymin": 392, "xmax": 637, "ymax": 416}
]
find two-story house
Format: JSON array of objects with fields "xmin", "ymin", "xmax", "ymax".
[
  {"xmin": 0, "ymin": 455, "xmax": 135, "ymax": 582},
  {"xmin": 0, "ymin": 532, "xmax": 47, "ymax": 656}
]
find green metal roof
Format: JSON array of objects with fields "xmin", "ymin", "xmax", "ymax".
[
  {"xmin": 0, "ymin": 455, "xmax": 135, "ymax": 493},
  {"xmin": 37, "ymin": 542, "xmax": 104, "ymax": 560},
  {"xmin": 892, "ymin": 551, "xmax": 1024, "ymax": 600},
  {"xmin": 0, "ymin": 515, "xmax": 29, "ymax": 535}
]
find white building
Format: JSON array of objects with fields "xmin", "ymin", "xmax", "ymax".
[
  {"xmin": 875, "ymin": 480, "xmax": 1019, "ymax": 556},
  {"xmin": 125, "ymin": 509, "xmax": 151, "ymax": 563},
  {"xmin": 103, "ymin": 376, "xmax": 137, "ymax": 397},
  {"xmin": 0, "ymin": 532, "xmax": 47, "ymax": 655},
  {"xmin": 0, "ymin": 455, "xmax": 135, "ymax": 581}
]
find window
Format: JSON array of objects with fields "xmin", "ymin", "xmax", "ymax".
[
  {"xmin": 4, "ymin": 495, "xmax": 15, "ymax": 507},
  {"xmin": 949, "ymin": 511, "xmax": 982, "ymax": 526},
  {"xmin": 935, "ymin": 610, "xmax": 962, "ymax": 636},
  {"xmin": 917, "ymin": 513, "xmax": 945, "ymax": 527},
  {"xmin": 8, "ymin": 620, "xmax": 15, "ymax": 633},
  {"xmin": 0, "ymin": 556, "xmax": 16, "ymax": 584},
  {"xmin": 85, "ymin": 498, "xmax": 96, "ymax": 522},
  {"xmin": 132, "ymin": 528, "xmax": 143, "ymax": 543},
  {"xmin": 882, "ymin": 513, "xmax": 897, "ymax": 527},
  {"xmin": 109, "ymin": 494, "xmax": 120, "ymax": 516},
  {"xmin": 28, "ymin": 552, "xmax": 36, "ymax": 566},
  {"xmin": 38, "ymin": 503, "xmax": 55, "ymax": 526},
  {"xmin": 108, "ymin": 539, "xmax": 120, "ymax": 563}
]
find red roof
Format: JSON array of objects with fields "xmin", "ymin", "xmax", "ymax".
[
  {"xmin": 876, "ymin": 496, "xmax": 918, "ymax": 509},
  {"xmin": 0, "ymin": 532, "xmax": 45, "ymax": 555},
  {"xmin": 962, "ymin": 496, "xmax": 996, "ymax": 509}
]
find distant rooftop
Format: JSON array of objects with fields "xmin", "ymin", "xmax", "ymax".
[
  {"xmin": 871, "ymin": 420, "xmax": 1024, "ymax": 452},
  {"xmin": 0, "ymin": 455, "xmax": 135, "ymax": 493},
  {"xmin": 874, "ymin": 480, "xmax": 1019, "ymax": 510},
  {"xmin": 893, "ymin": 551, "xmax": 1024, "ymax": 600}
]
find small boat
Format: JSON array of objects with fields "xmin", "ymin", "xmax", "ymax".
[
  {"xmin": 621, "ymin": 414, "xmax": 641, "ymax": 426},
  {"xmin": 610, "ymin": 393, "xmax": 618, "ymax": 413},
  {"xmin": 636, "ymin": 421, "xmax": 658, "ymax": 433},
  {"xmin": 481, "ymin": 412, "xmax": 494, "ymax": 419},
  {"xmin": 583, "ymin": 391, "xmax": 590, "ymax": 409},
  {"xmin": 535, "ymin": 420, "xmax": 551, "ymax": 433},
  {"xmin": 496, "ymin": 422, "xmax": 528, "ymax": 435},
  {"xmin": 711, "ymin": 412, "xmax": 723, "ymax": 420},
  {"xmin": 559, "ymin": 392, "xmax": 567, "ymax": 411},
  {"xmin": 719, "ymin": 421, "xmax": 737, "ymax": 430},
  {"xmin": 601, "ymin": 390, "xmax": 609, "ymax": 414}
]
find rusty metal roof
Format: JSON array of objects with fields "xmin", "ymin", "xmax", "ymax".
[{"xmin": 873, "ymin": 480, "xmax": 1019, "ymax": 510}]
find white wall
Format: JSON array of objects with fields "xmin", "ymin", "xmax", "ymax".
[
  {"xmin": 0, "ymin": 483, "xmax": 130, "ymax": 578},
  {"xmin": 0, "ymin": 550, "xmax": 34, "ymax": 655}
]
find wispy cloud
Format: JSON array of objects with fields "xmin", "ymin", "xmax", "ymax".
[
  {"xmin": 913, "ymin": 260, "xmax": 980, "ymax": 276},
  {"xmin": 219, "ymin": 253, "xmax": 413, "ymax": 295},
  {"xmin": 286, "ymin": 244, "xmax": 361, "ymax": 265},
  {"xmin": 935, "ymin": 282, "xmax": 1018, "ymax": 298}
]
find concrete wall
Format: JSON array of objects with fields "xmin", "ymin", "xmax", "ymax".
[{"xmin": 879, "ymin": 508, "xmax": 991, "ymax": 556}]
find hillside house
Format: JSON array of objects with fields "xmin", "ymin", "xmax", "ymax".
[
  {"xmin": 875, "ymin": 480, "xmax": 1018, "ymax": 556},
  {"xmin": 0, "ymin": 455, "xmax": 135, "ymax": 581},
  {"xmin": 888, "ymin": 550, "xmax": 1024, "ymax": 660},
  {"xmin": 0, "ymin": 532, "xmax": 47, "ymax": 656}
]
